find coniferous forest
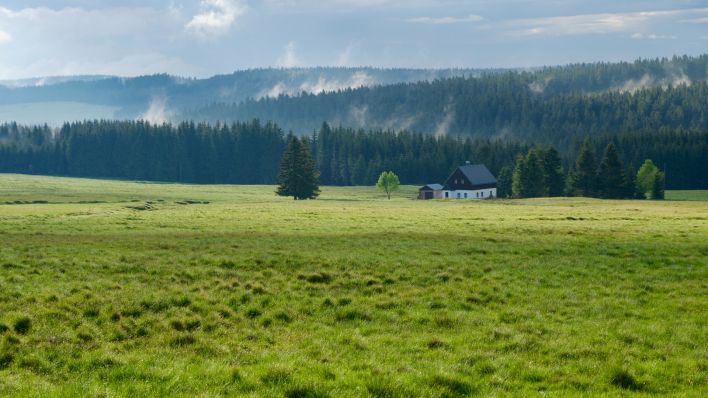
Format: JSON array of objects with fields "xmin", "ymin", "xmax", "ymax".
[
  {"xmin": 0, "ymin": 120, "xmax": 705, "ymax": 189},
  {"xmin": 1, "ymin": 56, "xmax": 708, "ymax": 190}
]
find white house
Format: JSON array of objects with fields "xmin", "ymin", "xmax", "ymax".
[{"xmin": 419, "ymin": 162, "xmax": 497, "ymax": 200}]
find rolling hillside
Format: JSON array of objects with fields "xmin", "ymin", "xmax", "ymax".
[
  {"xmin": 189, "ymin": 55, "xmax": 708, "ymax": 146},
  {"xmin": 0, "ymin": 68, "xmax": 491, "ymax": 125}
]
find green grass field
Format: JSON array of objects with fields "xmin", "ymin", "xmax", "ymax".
[
  {"xmin": 0, "ymin": 174, "xmax": 706, "ymax": 397},
  {"xmin": 665, "ymin": 190, "xmax": 708, "ymax": 201}
]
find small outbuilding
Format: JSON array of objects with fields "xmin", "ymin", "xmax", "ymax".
[{"xmin": 418, "ymin": 184, "xmax": 444, "ymax": 200}]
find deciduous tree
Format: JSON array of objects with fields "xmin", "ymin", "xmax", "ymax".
[{"xmin": 376, "ymin": 171, "xmax": 400, "ymax": 199}]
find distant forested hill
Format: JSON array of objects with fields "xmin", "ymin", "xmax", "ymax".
[
  {"xmin": 190, "ymin": 55, "xmax": 708, "ymax": 150},
  {"xmin": 0, "ymin": 68, "xmax": 491, "ymax": 124}
]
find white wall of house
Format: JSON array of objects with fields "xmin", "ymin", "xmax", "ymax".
[{"xmin": 443, "ymin": 188, "xmax": 497, "ymax": 199}]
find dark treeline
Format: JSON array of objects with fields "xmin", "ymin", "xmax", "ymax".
[
  {"xmin": 0, "ymin": 120, "xmax": 706, "ymax": 189},
  {"xmin": 311, "ymin": 123, "xmax": 528, "ymax": 186},
  {"xmin": 0, "ymin": 120, "xmax": 284, "ymax": 184}
]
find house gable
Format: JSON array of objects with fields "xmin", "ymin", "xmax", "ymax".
[{"xmin": 443, "ymin": 164, "xmax": 497, "ymax": 190}]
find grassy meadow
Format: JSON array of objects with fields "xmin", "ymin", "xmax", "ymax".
[
  {"xmin": 0, "ymin": 174, "xmax": 706, "ymax": 397},
  {"xmin": 665, "ymin": 190, "xmax": 708, "ymax": 201}
]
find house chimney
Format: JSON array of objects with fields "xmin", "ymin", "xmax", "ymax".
[{"xmin": 465, "ymin": 160, "xmax": 471, "ymax": 165}]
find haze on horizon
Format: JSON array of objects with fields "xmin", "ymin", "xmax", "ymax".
[{"xmin": 0, "ymin": 0, "xmax": 707, "ymax": 80}]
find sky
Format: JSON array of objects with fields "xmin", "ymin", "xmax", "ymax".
[{"xmin": 0, "ymin": 0, "xmax": 706, "ymax": 79}]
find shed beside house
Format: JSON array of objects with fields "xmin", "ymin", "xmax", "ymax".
[{"xmin": 418, "ymin": 184, "xmax": 444, "ymax": 200}]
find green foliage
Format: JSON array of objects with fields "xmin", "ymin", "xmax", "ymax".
[
  {"xmin": 511, "ymin": 148, "xmax": 553, "ymax": 198},
  {"xmin": 512, "ymin": 151, "xmax": 543, "ymax": 198},
  {"xmin": 496, "ymin": 165, "xmax": 513, "ymax": 198},
  {"xmin": 652, "ymin": 171, "xmax": 665, "ymax": 200},
  {"xmin": 276, "ymin": 135, "xmax": 320, "ymax": 200},
  {"xmin": 376, "ymin": 171, "xmax": 400, "ymax": 199},
  {"xmin": 636, "ymin": 159, "xmax": 665, "ymax": 200},
  {"xmin": 598, "ymin": 143, "xmax": 626, "ymax": 199},
  {"xmin": 569, "ymin": 139, "xmax": 598, "ymax": 197},
  {"xmin": 541, "ymin": 147, "xmax": 565, "ymax": 197},
  {"xmin": 0, "ymin": 175, "xmax": 705, "ymax": 396},
  {"xmin": 636, "ymin": 160, "xmax": 657, "ymax": 196}
]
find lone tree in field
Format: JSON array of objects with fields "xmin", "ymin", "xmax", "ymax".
[
  {"xmin": 376, "ymin": 171, "xmax": 400, "ymax": 199},
  {"xmin": 276, "ymin": 135, "xmax": 320, "ymax": 200}
]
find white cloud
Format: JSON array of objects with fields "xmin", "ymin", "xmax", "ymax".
[
  {"xmin": 0, "ymin": 6, "xmax": 177, "ymax": 40},
  {"xmin": 682, "ymin": 16, "xmax": 708, "ymax": 24},
  {"xmin": 631, "ymin": 32, "xmax": 677, "ymax": 40},
  {"xmin": 511, "ymin": 7, "xmax": 708, "ymax": 37},
  {"xmin": 407, "ymin": 14, "xmax": 483, "ymax": 25},
  {"xmin": 277, "ymin": 41, "xmax": 300, "ymax": 67},
  {"xmin": 0, "ymin": 5, "xmax": 198, "ymax": 79},
  {"xmin": 186, "ymin": 0, "xmax": 247, "ymax": 37},
  {"xmin": 0, "ymin": 30, "xmax": 11, "ymax": 44},
  {"xmin": 265, "ymin": 0, "xmax": 436, "ymax": 10}
]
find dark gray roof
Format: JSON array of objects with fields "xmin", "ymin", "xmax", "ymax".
[
  {"xmin": 458, "ymin": 164, "xmax": 496, "ymax": 185},
  {"xmin": 420, "ymin": 183, "xmax": 444, "ymax": 190}
]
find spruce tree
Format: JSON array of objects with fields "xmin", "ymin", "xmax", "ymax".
[
  {"xmin": 598, "ymin": 142, "xmax": 625, "ymax": 199},
  {"xmin": 541, "ymin": 147, "xmax": 565, "ymax": 197},
  {"xmin": 511, "ymin": 155, "xmax": 526, "ymax": 198},
  {"xmin": 512, "ymin": 150, "xmax": 544, "ymax": 198},
  {"xmin": 525, "ymin": 149, "xmax": 546, "ymax": 198},
  {"xmin": 622, "ymin": 168, "xmax": 641, "ymax": 199},
  {"xmin": 569, "ymin": 139, "xmax": 598, "ymax": 197},
  {"xmin": 276, "ymin": 135, "xmax": 320, "ymax": 200},
  {"xmin": 651, "ymin": 171, "xmax": 665, "ymax": 200},
  {"xmin": 497, "ymin": 165, "xmax": 513, "ymax": 198}
]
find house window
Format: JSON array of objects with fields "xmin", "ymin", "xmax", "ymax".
[
  {"xmin": 481, "ymin": 191, "xmax": 484, "ymax": 198},
  {"xmin": 464, "ymin": 193, "xmax": 468, "ymax": 198},
  {"xmin": 445, "ymin": 192, "xmax": 449, "ymax": 198},
  {"xmin": 456, "ymin": 193, "xmax": 460, "ymax": 199}
]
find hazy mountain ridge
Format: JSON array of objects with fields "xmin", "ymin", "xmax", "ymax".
[
  {"xmin": 0, "ymin": 68, "xmax": 494, "ymax": 125},
  {"xmin": 188, "ymin": 55, "xmax": 708, "ymax": 145}
]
